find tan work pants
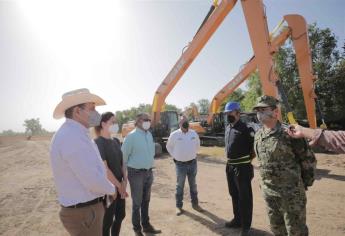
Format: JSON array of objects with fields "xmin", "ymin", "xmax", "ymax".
[{"xmin": 59, "ymin": 202, "xmax": 104, "ymax": 236}]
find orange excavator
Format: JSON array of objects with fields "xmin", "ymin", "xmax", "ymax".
[
  {"xmin": 205, "ymin": 13, "xmax": 319, "ymax": 126},
  {"xmin": 196, "ymin": 14, "xmax": 318, "ymax": 146},
  {"xmin": 208, "ymin": 14, "xmax": 317, "ymax": 127},
  {"xmin": 122, "ymin": 0, "xmax": 319, "ymax": 152}
]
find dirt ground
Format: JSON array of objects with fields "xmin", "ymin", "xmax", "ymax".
[{"xmin": 0, "ymin": 137, "xmax": 344, "ymax": 236}]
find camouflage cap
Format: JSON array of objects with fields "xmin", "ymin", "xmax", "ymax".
[{"xmin": 253, "ymin": 95, "xmax": 280, "ymax": 110}]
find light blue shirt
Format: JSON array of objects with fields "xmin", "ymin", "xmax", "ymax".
[{"xmin": 121, "ymin": 128, "xmax": 155, "ymax": 169}]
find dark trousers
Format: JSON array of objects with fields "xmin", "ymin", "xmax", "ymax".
[
  {"xmin": 103, "ymin": 194, "xmax": 126, "ymax": 236},
  {"xmin": 226, "ymin": 163, "xmax": 254, "ymax": 229},
  {"xmin": 128, "ymin": 167, "xmax": 153, "ymax": 232}
]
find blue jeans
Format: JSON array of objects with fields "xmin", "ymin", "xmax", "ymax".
[
  {"xmin": 127, "ymin": 167, "xmax": 153, "ymax": 232},
  {"xmin": 175, "ymin": 159, "xmax": 198, "ymax": 208}
]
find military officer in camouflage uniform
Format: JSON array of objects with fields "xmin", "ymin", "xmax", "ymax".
[{"xmin": 253, "ymin": 95, "xmax": 316, "ymax": 236}]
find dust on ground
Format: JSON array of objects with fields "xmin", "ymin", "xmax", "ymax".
[{"xmin": 0, "ymin": 137, "xmax": 344, "ymax": 236}]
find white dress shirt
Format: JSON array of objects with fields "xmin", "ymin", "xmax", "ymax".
[
  {"xmin": 166, "ymin": 128, "xmax": 200, "ymax": 162},
  {"xmin": 50, "ymin": 119, "xmax": 115, "ymax": 207}
]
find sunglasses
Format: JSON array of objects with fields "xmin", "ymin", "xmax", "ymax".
[{"xmin": 142, "ymin": 118, "xmax": 151, "ymax": 122}]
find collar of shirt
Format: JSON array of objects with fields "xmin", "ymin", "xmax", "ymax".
[
  {"xmin": 263, "ymin": 121, "xmax": 281, "ymax": 136},
  {"xmin": 135, "ymin": 127, "xmax": 149, "ymax": 135},
  {"xmin": 229, "ymin": 120, "xmax": 243, "ymax": 129},
  {"xmin": 178, "ymin": 128, "xmax": 192, "ymax": 134},
  {"xmin": 65, "ymin": 118, "xmax": 89, "ymax": 134}
]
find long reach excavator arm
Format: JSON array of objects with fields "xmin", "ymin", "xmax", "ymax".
[
  {"xmin": 151, "ymin": 0, "xmax": 237, "ymax": 126},
  {"xmin": 208, "ymin": 14, "xmax": 317, "ymax": 128}
]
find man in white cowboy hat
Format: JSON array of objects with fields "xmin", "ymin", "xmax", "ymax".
[{"xmin": 50, "ymin": 88, "xmax": 115, "ymax": 236}]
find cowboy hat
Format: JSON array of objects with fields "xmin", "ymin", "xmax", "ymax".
[{"xmin": 53, "ymin": 88, "xmax": 106, "ymax": 119}]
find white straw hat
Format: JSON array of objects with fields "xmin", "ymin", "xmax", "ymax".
[{"xmin": 53, "ymin": 88, "xmax": 106, "ymax": 119}]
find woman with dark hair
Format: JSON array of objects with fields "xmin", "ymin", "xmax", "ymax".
[{"xmin": 94, "ymin": 112, "xmax": 128, "ymax": 236}]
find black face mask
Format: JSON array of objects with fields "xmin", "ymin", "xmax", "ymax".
[
  {"xmin": 182, "ymin": 121, "xmax": 189, "ymax": 129},
  {"xmin": 227, "ymin": 115, "xmax": 236, "ymax": 123}
]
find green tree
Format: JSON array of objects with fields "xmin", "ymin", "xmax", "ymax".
[
  {"xmin": 165, "ymin": 104, "xmax": 182, "ymax": 113},
  {"xmin": 197, "ymin": 99, "xmax": 210, "ymax": 114},
  {"xmin": 275, "ymin": 23, "xmax": 345, "ymax": 123},
  {"xmin": 219, "ymin": 88, "xmax": 245, "ymax": 112},
  {"xmin": 0, "ymin": 129, "xmax": 17, "ymax": 136},
  {"xmin": 115, "ymin": 103, "xmax": 182, "ymax": 129},
  {"xmin": 23, "ymin": 118, "xmax": 43, "ymax": 135},
  {"xmin": 241, "ymin": 73, "xmax": 262, "ymax": 112}
]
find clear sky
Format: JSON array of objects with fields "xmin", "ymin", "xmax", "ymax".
[{"xmin": 1, "ymin": 0, "xmax": 344, "ymax": 132}]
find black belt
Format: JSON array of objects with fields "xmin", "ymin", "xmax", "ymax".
[
  {"xmin": 128, "ymin": 167, "xmax": 153, "ymax": 172},
  {"xmin": 174, "ymin": 159, "xmax": 196, "ymax": 164},
  {"xmin": 64, "ymin": 197, "xmax": 104, "ymax": 209},
  {"xmin": 137, "ymin": 168, "xmax": 152, "ymax": 171}
]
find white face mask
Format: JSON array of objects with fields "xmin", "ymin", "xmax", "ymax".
[
  {"xmin": 142, "ymin": 121, "xmax": 151, "ymax": 130},
  {"xmin": 257, "ymin": 110, "xmax": 274, "ymax": 123},
  {"xmin": 108, "ymin": 124, "xmax": 119, "ymax": 134}
]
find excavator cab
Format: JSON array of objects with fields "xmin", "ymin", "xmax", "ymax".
[{"xmin": 151, "ymin": 110, "xmax": 179, "ymax": 153}]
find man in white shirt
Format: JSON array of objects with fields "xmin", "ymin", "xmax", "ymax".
[
  {"xmin": 50, "ymin": 88, "xmax": 115, "ymax": 236},
  {"xmin": 166, "ymin": 115, "xmax": 202, "ymax": 215}
]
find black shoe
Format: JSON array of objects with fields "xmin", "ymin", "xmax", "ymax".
[
  {"xmin": 225, "ymin": 219, "xmax": 241, "ymax": 228},
  {"xmin": 143, "ymin": 224, "xmax": 162, "ymax": 234},
  {"xmin": 134, "ymin": 230, "xmax": 144, "ymax": 236},
  {"xmin": 176, "ymin": 207, "xmax": 184, "ymax": 216},
  {"xmin": 240, "ymin": 228, "xmax": 250, "ymax": 236},
  {"xmin": 192, "ymin": 204, "xmax": 204, "ymax": 212}
]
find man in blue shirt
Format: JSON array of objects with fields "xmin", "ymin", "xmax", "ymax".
[{"xmin": 121, "ymin": 113, "xmax": 161, "ymax": 236}]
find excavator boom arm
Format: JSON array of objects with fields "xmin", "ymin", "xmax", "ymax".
[
  {"xmin": 152, "ymin": 0, "xmax": 238, "ymax": 125},
  {"xmin": 207, "ymin": 27, "xmax": 291, "ymax": 124},
  {"xmin": 284, "ymin": 15, "xmax": 316, "ymax": 128},
  {"xmin": 208, "ymin": 14, "xmax": 317, "ymax": 128}
]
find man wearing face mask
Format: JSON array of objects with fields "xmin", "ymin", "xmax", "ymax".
[
  {"xmin": 50, "ymin": 89, "xmax": 115, "ymax": 236},
  {"xmin": 121, "ymin": 113, "xmax": 161, "ymax": 236},
  {"xmin": 166, "ymin": 115, "xmax": 202, "ymax": 216},
  {"xmin": 223, "ymin": 102, "xmax": 255, "ymax": 236},
  {"xmin": 253, "ymin": 95, "xmax": 316, "ymax": 236}
]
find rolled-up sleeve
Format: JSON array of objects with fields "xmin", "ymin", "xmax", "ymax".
[
  {"xmin": 62, "ymin": 136, "xmax": 115, "ymax": 195},
  {"xmin": 311, "ymin": 129, "xmax": 345, "ymax": 154}
]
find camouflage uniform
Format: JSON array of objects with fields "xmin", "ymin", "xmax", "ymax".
[{"xmin": 253, "ymin": 96, "xmax": 316, "ymax": 236}]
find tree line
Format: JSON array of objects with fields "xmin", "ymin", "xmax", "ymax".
[{"xmin": 221, "ymin": 23, "xmax": 345, "ymax": 129}]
